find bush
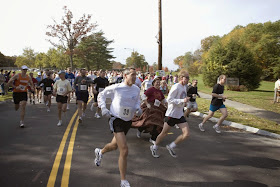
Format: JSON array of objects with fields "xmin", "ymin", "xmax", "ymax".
[{"xmin": 226, "ymin": 85, "xmax": 248, "ymax": 92}]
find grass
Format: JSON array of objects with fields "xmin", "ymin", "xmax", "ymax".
[
  {"xmin": 193, "ymin": 74, "xmax": 280, "ymax": 114},
  {"xmin": 0, "ymin": 92, "xmax": 12, "ymax": 102},
  {"xmin": 196, "ymin": 97, "xmax": 280, "ymax": 134}
]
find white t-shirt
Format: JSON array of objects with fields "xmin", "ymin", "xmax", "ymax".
[
  {"xmin": 142, "ymin": 79, "xmax": 153, "ymax": 90},
  {"xmin": 98, "ymin": 83, "xmax": 141, "ymax": 121},
  {"xmin": 53, "ymin": 79, "xmax": 72, "ymax": 96},
  {"xmin": 87, "ymin": 74, "xmax": 97, "ymax": 80},
  {"xmin": 165, "ymin": 83, "xmax": 188, "ymax": 119},
  {"xmin": 275, "ymin": 80, "xmax": 280, "ymax": 89}
]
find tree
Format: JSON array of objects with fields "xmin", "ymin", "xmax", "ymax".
[
  {"xmin": 35, "ymin": 52, "xmax": 51, "ymax": 69},
  {"xmin": 163, "ymin": 67, "xmax": 169, "ymax": 72},
  {"xmin": 0, "ymin": 52, "xmax": 5, "ymax": 67},
  {"xmin": 47, "ymin": 48, "xmax": 69, "ymax": 69},
  {"xmin": 14, "ymin": 47, "xmax": 36, "ymax": 68},
  {"xmin": 125, "ymin": 51, "xmax": 148, "ymax": 71},
  {"xmin": 201, "ymin": 35, "xmax": 220, "ymax": 52},
  {"xmin": 112, "ymin": 61, "xmax": 124, "ymax": 70},
  {"xmin": 74, "ymin": 31, "xmax": 114, "ymax": 70},
  {"xmin": 46, "ymin": 6, "xmax": 97, "ymax": 69}
]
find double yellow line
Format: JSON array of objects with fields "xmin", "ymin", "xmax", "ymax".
[{"xmin": 47, "ymin": 99, "xmax": 92, "ymax": 187}]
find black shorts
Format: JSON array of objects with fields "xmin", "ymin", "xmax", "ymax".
[
  {"xmin": 94, "ymin": 93, "xmax": 99, "ymax": 103},
  {"xmin": 164, "ymin": 116, "xmax": 187, "ymax": 127},
  {"xmin": 109, "ymin": 117, "xmax": 132, "ymax": 135},
  {"xmin": 28, "ymin": 89, "xmax": 35, "ymax": 94},
  {"xmin": 44, "ymin": 91, "xmax": 52, "ymax": 96},
  {"xmin": 56, "ymin": 95, "xmax": 68, "ymax": 104},
  {"xmin": 13, "ymin": 92, "xmax": 28, "ymax": 104},
  {"xmin": 77, "ymin": 91, "xmax": 89, "ymax": 103}
]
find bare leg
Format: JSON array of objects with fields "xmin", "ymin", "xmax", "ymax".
[
  {"xmin": 57, "ymin": 103, "xmax": 62, "ymax": 120},
  {"xmin": 114, "ymin": 132, "xmax": 128, "ymax": 180},
  {"xmin": 155, "ymin": 122, "xmax": 172, "ymax": 146},
  {"xmin": 20, "ymin": 101, "xmax": 27, "ymax": 121},
  {"xmin": 217, "ymin": 108, "xmax": 228, "ymax": 126},
  {"xmin": 174, "ymin": 123, "xmax": 190, "ymax": 145},
  {"xmin": 201, "ymin": 110, "xmax": 214, "ymax": 124}
]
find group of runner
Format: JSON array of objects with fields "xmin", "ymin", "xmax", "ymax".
[{"xmin": 8, "ymin": 65, "xmax": 228, "ymax": 187}]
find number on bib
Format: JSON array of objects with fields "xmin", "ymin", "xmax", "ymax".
[
  {"xmin": 154, "ymin": 99, "xmax": 161, "ymax": 107},
  {"xmin": 119, "ymin": 106, "xmax": 132, "ymax": 118},
  {"xmin": 46, "ymin": 87, "xmax": 51, "ymax": 91},
  {"xmin": 80, "ymin": 85, "xmax": 87, "ymax": 91},
  {"xmin": 19, "ymin": 85, "xmax": 26, "ymax": 91},
  {"xmin": 58, "ymin": 87, "xmax": 66, "ymax": 94}
]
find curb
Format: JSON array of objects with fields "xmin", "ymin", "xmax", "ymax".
[{"xmin": 191, "ymin": 111, "xmax": 280, "ymax": 139}]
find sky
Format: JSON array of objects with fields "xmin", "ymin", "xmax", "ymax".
[{"xmin": 1, "ymin": 0, "xmax": 280, "ymax": 70}]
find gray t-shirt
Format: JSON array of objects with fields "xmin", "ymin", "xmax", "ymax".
[{"xmin": 74, "ymin": 76, "xmax": 93, "ymax": 92}]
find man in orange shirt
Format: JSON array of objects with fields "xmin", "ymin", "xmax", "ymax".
[{"xmin": 8, "ymin": 65, "xmax": 34, "ymax": 127}]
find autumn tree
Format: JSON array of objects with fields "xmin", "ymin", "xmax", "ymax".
[
  {"xmin": 112, "ymin": 61, "xmax": 124, "ymax": 70},
  {"xmin": 46, "ymin": 6, "xmax": 97, "ymax": 69},
  {"xmin": 125, "ymin": 51, "xmax": 148, "ymax": 71}
]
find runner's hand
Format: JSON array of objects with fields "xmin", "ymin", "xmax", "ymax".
[
  {"xmin": 135, "ymin": 108, "xmax": 142, "ymax": 117},
  {"xmin": 146, "ymin": 103, "xmax": 151, "ymax": 109},
  {"xmin": 101, "ymin": 108, "xmax": 111, "ymax": 117}
]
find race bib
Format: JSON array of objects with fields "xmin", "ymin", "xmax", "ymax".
[
  {"xmin": 98, "ymin": 88, "xmax": 105, "ymax": 92},
  {"xmin": 46, "ymin": 87, "xmax": 52, "ymax": 91},
  {"xmin": 80, "ymin": 85, "xmax": 87, "ymax": 91},
  {"xmin": 218, "ymin": 94, "xmax": 223, "ymax": 99},
  {"xmin": 19, "ymin": 85, "xmax": 26, "ymax": 91},
  {"xmin": 58, "ymin": 87, "xmax": 66, "ymax": 94},
  {"xmin": 154, "ymin": 99, "xmax": 161, "ymax": 107},
  {"xmin": 119, "ymin": 106, "xmax": 132, "ymax": 118}
]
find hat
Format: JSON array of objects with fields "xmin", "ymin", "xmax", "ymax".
[
  {"xmin": 21, "ymin": 65, "xmax": 29, "ymax": 70},
  {"xmin": 58, "ymin": 70, "xmax": 66, "ymax": 74},
  {"xmin": 37, "ymin": 72, "xmax": 41, "ymax": 75}
]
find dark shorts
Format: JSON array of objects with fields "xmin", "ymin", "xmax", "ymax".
[
  {"xmin": 164, "ymin": 116, "xmax": 187, "ymax": 127},
  {"xmin": 77, "ymin": 91, "xmax": 89, "ymax": 103},
  {"xmin": 13, "ymin": 92, "xmax": 28, "ymax": 104},
  {"xmin": 109, "ymin": 117, "xmax": 132, "ymax": 134},
  {"xmin": 209, "ymin": 104, "xmax": 226, "ymax": 112},
  {"xmin": 94, "ymin": 93, "xmax": 99, "ymax": 103},
  {"xmin": 56, "ymin": 95, "xmax": 68, "ymax": 104},
  {"xmin": 44, "ymin": 91, "xmax": 52, "ymax": 96},
  {"xmin": 28, "ymin": 89, "xmax": 35, "ymax": 94}
]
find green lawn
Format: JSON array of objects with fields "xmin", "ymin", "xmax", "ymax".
[
  {"xmin": 193, "ymin": 74, "xmax": 280, "ymax": 114},
  {"xmin": 0, "ymin": 92, "xmax": 12, "ymax": 102}
]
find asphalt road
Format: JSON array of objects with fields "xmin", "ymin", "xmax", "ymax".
[{"xmin": 0, "ymin": 98, "xmax": 279, "ymax": 187}]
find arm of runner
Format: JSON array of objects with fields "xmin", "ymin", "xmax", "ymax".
[
  {"xmin": 97, "ymin": 84, "xmax": 116, "ymax": 110},
  {"xmin": 29, "ymin": 77, "xmax": 34, "ymax": 91},
  {"xmin": 8, "ymin": 74, "xmax": 18, "ymax": 89}
]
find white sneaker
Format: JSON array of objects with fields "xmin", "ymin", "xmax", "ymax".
[
  {"xmin": 149, "ymin": 138, "xmax": 156, "ymax": 145},
  {"xmin": 120, "ymin": 180, "xmax": 130, "ymax": 187},
  {"xmin": 175, "ymin": 124, "xmax": 180, "ymax": 129},
  {"xmin": 166, "ymin": 144, "xmax": 177, "ymax": 158},
  {"xmin": 150, "ymin": 145, "xmax": 160, "ymax": 158},
  {"xmin": 94, "ymin": 148, "xmax": 102, "ymax": 166},
  {"xmin": 57, "ymin": 120, "xmax": 62, "ymax": 126},
  {"xmin": 47, "ymin": 108, "xmax": 50, "ymax": 112},
  {"xmin": 79, "ymin": 117, "xmax": 82, "ymax": 123},
  {"xmin": 82, "ymin": 112, "xmax": 86, "ymax": 117},
  {"xmin": 213, "ymin": 124, "xmax": 221, "ymax": 133},
  {"xmin": 198, "ymin": 123, "xmax": 205, "ymax": 132},
  {"xmin": 95, "ymin": 113, "xmax": 101, "ymax": 119},
  {"xmin": 20, "ymin": 121, "xmax": 25, "ymax": 128},
  {"xmin": 136, "ymin": 129, "xmax": 141, "ymax": 138}
]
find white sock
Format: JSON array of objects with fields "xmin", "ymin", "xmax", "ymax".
[
  {"xmin": 153, "ymin": 145, "xmax": 158, "ymax": 150},
  {"xmin": 169, "ymin": 142, "xmax": 176, "ymax": 149},
  {"xmin": 121, "ymin": 180, "xmax": 128, "ymax": 184}
]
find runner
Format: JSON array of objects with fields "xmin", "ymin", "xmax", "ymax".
[
  {"xmin": 92, "ymin": 69, "xmax": 109, "ymax": 118},
  {"xmin": 150, "ymin": 70, "xmax": 190, "ymax": 158},
  {"xmin": 53, "ymin": 70, "xmax": 72, "ymax": 126},
  {"xmin": 65, "ymin": 68, "xmax": 75, "ymax": 110},
  {"xmin": 39, "ymin": 72, "xmax": 55, "ymax": 112},
  {"xmin": 94, "ymin": 68, "xmax": 141, "ymax": 187},
  {"xmin": 184, "ymin": 79, "xmax": 200, "ymax": 118},
  {"xmin": 132, "ymin": 77, "xmax": 167, "ymax": 145},
  {"xmin": 8, "ymin": 65, "xmax": 34, "ymax": 127},
  {"xmin": 35, "ymin": 72, "xmax": 43, "ymax": 103},
  {"xmin": 74, "ymin": 68, "xmax": 93, "ymax": 123},
  {"xmin": 198, "ymin": 75, "xmax": 228, "ymax": 133},
  {"xmin": 27, "ymin": 72, "xmax": 38, "ymax": 105},
  {"xmin": 141, "ymin": 74, "xmax": 153, "ymax": 91}
]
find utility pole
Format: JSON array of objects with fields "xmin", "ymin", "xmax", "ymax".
[{"xmin": 158, "ymin": 0, "xmax": 162, "ymax": 70}]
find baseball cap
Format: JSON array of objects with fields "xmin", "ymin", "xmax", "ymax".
[
  {"xmin": 37, "ymin": 72, "xmax": 41, "ymax": 75},
  {"xmin": 58, "ymin": 70, "xmax": 66, "ymax": 74},
  {"xmin": 21, "ymin": 65, "xmax": 29, "ymax": 70}
]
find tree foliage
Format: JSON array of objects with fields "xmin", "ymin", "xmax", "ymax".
[
  {"xmin": 14, "ymin": 47, "xmax": 36, "ymax": 68},
  {"xmin": 125, "ymin": 51, "xmax": 148, "ymax": 71},
  {"xmin": 74, "ymin": 31, "xmax": 114, "ymax": 70},
  {"xmin": 46, "ymin": 6, "xmax": 97, "ymax": 69}
]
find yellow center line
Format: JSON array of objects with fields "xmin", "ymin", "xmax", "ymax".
[
  {"xmin": 61, "ymin": 98, "xmax": 93, "ymax": 187},
  {"xmin": 47, "ymin": 110, "xmax": 78, "ymax": 187}
]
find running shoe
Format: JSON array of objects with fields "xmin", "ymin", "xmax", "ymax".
[
  {"xmin": 47, "ymin": 108, "xmax": 50, "ymax": 112},
  {"xmin": 57, "ymin": 120, "xmax": 62, "ymax": 126},
  {"xmin": 198, "ymin": 123, "xmax": 205, "ymax": 132},
  {"xmin": 79, "ymin": 117, "xmax": 82, "ymax": 123},
  {"xmin": 166, "ymin": 144, "xmax": 177, "ymax": 158},
  {"xmin": 120, "ymin": 180, "xmax": 130, "ymax": 187},
  {"xmin": 33, "ymin": 100, "xmax": 35, "ymax": 105},
  {"xmin": 175, "ymin": 124, "xmax": 180, "ymax": 129},
  {"xmin": 95, "ymin": 113, "xmax": 101, "ymax": 119},
  {"xmin": 136, "ymin": 129, "xmax": 141, "ymax": 138},
  {"xmin": 20, "ymin": 121, "xmax": 24, "ymax": 128},
  {"xmin": 213, "ymin": 124, "xmax": 221, "ymax": 133},
  {"xmin": 94, "ymin": 148, "xmax": 102, "ymax": 166},
  {"xmin": 150, "ymin": 145, "xmax": 160, "ymax": 158},
  {"xmin": 149, "ymin": 138, "xmax": 156, "ymax": 145}
]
